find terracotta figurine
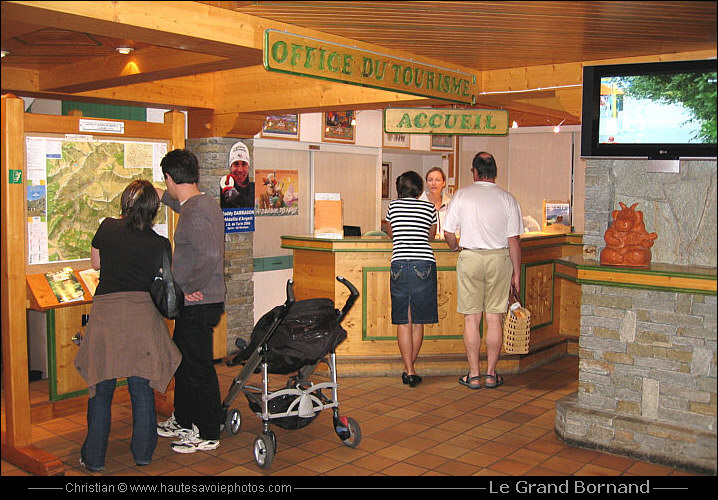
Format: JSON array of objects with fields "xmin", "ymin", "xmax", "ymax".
[{"xmin": 600, "ymin": 202, "xmax": 657, "ymax": 267}]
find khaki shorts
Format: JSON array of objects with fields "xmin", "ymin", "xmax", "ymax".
[{"xmin": 456, "ymin": 248, "xmax": 512, "ymax": 315}]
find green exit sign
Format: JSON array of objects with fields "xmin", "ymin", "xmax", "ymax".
[{"xmin": 9, "ymin": 170, "xmax": 22, "ymax": 184}]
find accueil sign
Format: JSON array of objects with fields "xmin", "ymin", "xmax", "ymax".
[
  {"xmin": 264, "ymin": 29, "xmax": 477, "ymax": 105},
  {"xmin": 384, "ymin": 108, "xmax": 509, "ymax": 135}
]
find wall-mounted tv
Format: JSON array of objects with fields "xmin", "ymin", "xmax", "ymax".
[{"xmin": 581, "ymin": 59, "xmax": 717, "ymax": 159}]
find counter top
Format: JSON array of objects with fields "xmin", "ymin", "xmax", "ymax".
[
  {"xmin": 281, "ymin": 232, "xmax": 583, "ymax": 252},
  {"xmin": 555, "ymin": 255, "xmax": 716, "ymax": 295}
]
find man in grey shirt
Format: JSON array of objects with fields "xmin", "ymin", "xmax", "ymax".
[{"xmin": 154, "ymin": 149, "xmax": 226, "ymax": 454}]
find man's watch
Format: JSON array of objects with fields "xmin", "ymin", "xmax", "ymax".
[{"xmin": 451, "ymin": 246, "xmax": 462, "ymax": 252}]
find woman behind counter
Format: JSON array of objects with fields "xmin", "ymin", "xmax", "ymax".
[
  {"xmin": 385, "ymin": 171, "xmax": 438, "ymax": 387},
  {"xmin": 74, "ymin": 180, "xmax": 182, "ymax": 472},
  {"xmin": 419, "ymin": 167, "xmax": 452, "ymax": 239}
]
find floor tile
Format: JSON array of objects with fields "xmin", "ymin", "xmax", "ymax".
[{"xmin": 1, "ymin": 355, "xmax": 706, "ymax": 480}]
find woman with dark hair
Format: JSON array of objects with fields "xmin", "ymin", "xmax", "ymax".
[
  {"xmin": 75, "ymin": 179, "xmax": 182, "ymax": 472},
  {"xmin": 385, "ymin": 171, "xmax": 438, "ymax": 387}
]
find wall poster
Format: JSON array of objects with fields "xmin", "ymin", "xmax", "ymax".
[
  {"xmin": 322, "ymin": 111, "xmax": 356, "ymax": 143},
  {"xmin": 255, "ymin": 169, "xmax": 300, "ymax": 216},
  {"xmin": 261, "ymin": 114, "xmax": 300, "ymax": 140},
  {"xmin": 221, "ymin": 141, "xmax": 255, "ymax": 233}
]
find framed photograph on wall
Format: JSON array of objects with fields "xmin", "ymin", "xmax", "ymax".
[
  {"xmin": 382, "ymin": 161, "xmax": 392, "ymax": 199},
  {"xmin": 322, "ymin": 111, "xmax": 355, "ymax": 143},
  {"xmin": 431, "ymin": 134, "xmax": 454, "ymax": 151},
  {"xmin": 261, "ymin": 114, "xmax": 299, "ymax": 140},
  {"xmin": 383, "ymin": 131, "xmax": 410, "ymax": 149},
  {"xmin": 543, "ymin": 199, "xmax": 571, "ymax": 233}
]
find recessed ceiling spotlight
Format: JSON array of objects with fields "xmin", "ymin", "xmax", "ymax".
[{"xmin": 115, "ymin": 47, "xmax": 134, "ymax": 55}]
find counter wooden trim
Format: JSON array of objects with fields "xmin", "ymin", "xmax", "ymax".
[
  {"xmin": 282, "ymin": 232, "xmax": 585, "ymax": 375},
  {"xmin": 556, "ymin": 255, "xmax": 717, "ymax": 295},
  {"xmin": 361, "ymin": 265, "xmax": 464, "ymax": 341}
]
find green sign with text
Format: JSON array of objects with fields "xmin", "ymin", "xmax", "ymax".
[
  {"xmin": 384, "ymin": 108, "xmax": 509, "ymax": 135},
  {"xmin": 264, "ymin": 29, "xmax": 477, "ymax": 105}
]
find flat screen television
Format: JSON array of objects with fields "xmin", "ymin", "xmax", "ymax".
[{"xmin": 581, "ymin": 59, "xmax": 717, "ymax": 159}]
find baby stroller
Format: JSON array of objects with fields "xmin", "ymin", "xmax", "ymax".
[{"xmin": 221, "ymin": 276, "xmax": 361, "ymax": 468}]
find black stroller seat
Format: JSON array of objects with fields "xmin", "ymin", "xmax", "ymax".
[{"xmin": 228, "ymin": 297, "xmax": 347, "ymax": 374}]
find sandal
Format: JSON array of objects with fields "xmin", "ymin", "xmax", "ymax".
[
  {"xmin": 458, "ymin": 373, "xmax": 482, "ymax": 390},
  {"xmin": 484, "ymin": 373, "xmax": 504, "ymax": 389}
]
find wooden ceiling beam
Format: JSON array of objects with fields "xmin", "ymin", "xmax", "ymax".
[
  {"xmin": 1, "ymin": 1, "xmax": 259, "ymax": 57},
  {"xmin": 39, "ymin": 47, "xmax": 258, "ymax": 93},
  {"xmin": 211, "ymin": 65, "xmax": 431, "ymax": 115}
]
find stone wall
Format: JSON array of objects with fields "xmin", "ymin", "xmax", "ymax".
[
  {"xmin": 582, "ymin": 159, "xmax": 717, "ymax": 266},
  {"xmin": 186, "ymin": 138, "xmax": 255, "ymax": 353},
  {"xmin": 564, "ymin": 284, "xmax": 717, "ymax": 473},
  {"xmin": 556, "ymin": 158, "xmax": 717, "ymax": 474}
]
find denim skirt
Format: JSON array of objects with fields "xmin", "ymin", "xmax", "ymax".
[{"xmin": 390, "ymin": 259, "xmax": 438, "ymax": 325}]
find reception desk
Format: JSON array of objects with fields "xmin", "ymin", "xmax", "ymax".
[{"xmin": 281, "ymin": 232, "xmax": 583, "ymax": 376}]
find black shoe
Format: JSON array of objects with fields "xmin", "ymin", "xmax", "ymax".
[
  {"xmin": 79, "ymin": 459, "xmax": 104, "ymax": 473},
  {"xmin": 407, "ymin": 374, "xmax": 422, "ymax": 387},
  {"xmin": 401, "ymin": 372, "xmax": 409, "ymax": 384}
]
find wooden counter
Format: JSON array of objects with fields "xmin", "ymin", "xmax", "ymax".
[{"xmin": 281, "ymin": 232, "xmax": 583, "ymax": 376}]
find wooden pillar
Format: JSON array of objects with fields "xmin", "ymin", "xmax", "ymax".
[
  {"xmin": 1, "ymin": 94, "xmax": 64, "ymax": 475},
  {"xmin": 153, "ymin": 109, "xmax": 185, "ymax": 416}
]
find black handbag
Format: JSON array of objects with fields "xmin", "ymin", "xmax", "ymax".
[{"xmin": 150, "ymin": 249, "xmax": 183, "ymax": 319}]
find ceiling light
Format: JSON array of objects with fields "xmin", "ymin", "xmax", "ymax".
[
  {"xmin": 115, "ymin": 47, "xmax": 134, "ymax": 55},
  {"xmin": 1, "ymin": 50, "xmax": 9, "ymax": 58},
  {"xmin": 553, "ymin": 119, "xmax": 565, "ymax": 133}
]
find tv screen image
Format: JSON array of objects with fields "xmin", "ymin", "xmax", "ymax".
[{"xmin": 582, "ymin": 59, "xmax": 717, "ymax": 159}]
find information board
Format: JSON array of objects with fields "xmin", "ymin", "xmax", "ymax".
[{"xmin": 25, "ymin": 135, "xmax": 169, "ymax": 265}]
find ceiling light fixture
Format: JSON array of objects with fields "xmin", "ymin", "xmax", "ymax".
[
  {"xmin": 553, "ymin": 119, "xmax": 566, "ymax": 133},
  {"xmin": 1, "ymin": 50, "xmax": 9, "ymax": 58},
  {"xmin": 115, "ymin": 47, "xmax": 134, "ymax": 55},
  {"xmin": 477, "ymin": 84, "xmax": 581, "ymax": 96}
]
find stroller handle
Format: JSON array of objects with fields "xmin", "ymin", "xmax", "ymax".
[
  {"xmin": 285, "ymin": 279, "xmax": 296, "ymax": 307},
  {"xmin": 335, "ymin": 276, "xmax": 359, "ymax": 322}
]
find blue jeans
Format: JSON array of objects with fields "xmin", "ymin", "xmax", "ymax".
[
  {"xmin": 390, "ymin": 259, "xmax": 438, "ymax": 325},
  {"xmin": 81, "ymin": 377, "xmax": 157, "ymax": 469},
  {"xmin": 172, "ymin": 302, "xmax": 225, "ymax": 440}
]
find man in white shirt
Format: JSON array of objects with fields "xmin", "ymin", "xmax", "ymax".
[{"xmin": 443, "ymin": 152, "xmax": 523, "ymax": 390}]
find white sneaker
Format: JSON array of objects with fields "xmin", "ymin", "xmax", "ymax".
[
  {"xmin": 170, "ymin": 425, "xmax": 220, "ymax": 454},
  {"xmin": 157, "ymin": 413, "xmax": 192, "ymax": 438}
]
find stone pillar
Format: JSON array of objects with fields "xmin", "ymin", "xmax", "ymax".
[
  {"xmin": 186, "ymin": 138, "xmax": 255, "ymax": 353},
  {"xmin": 555, "ymin": 158, "xmax": 717, "ymax": 475}
]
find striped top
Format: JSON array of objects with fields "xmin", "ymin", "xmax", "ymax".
[{"xmin": 386, "ymin": 198, "xmax": 438, "ymax": 263}]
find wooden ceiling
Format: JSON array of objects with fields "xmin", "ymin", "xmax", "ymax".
[
  {"xmin": 216, "ymin": 1, "xmax": 717, "ymax": 71},
  {"xmin": 1, "ymin": 1, "xmax": 716, "ymax": 131}
]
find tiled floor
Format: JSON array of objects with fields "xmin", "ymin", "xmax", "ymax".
[{"xmin": 1, "ymin": 355, "xmax": 705, "ymax": 480}]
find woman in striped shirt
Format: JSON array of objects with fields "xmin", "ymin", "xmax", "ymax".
[{"xmin": 385, "ymin": 171, "xmax": 438, "ymax": 387}]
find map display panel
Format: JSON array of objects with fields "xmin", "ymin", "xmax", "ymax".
[{"xmin": 26, "ymin": 136, "xmax": 168, "ymax": 264}]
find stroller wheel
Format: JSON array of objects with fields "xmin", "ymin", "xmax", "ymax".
[
  {"xmin": 253, "ymin": 433, "xmax": 276, "ymax": 469},
  {"xmin": 336, "ymin": 416, "xmax": 362, "ymax": 448},
  {"xmin": 225, "ymin": 409, "xmax": 242, "ymax": 435}
]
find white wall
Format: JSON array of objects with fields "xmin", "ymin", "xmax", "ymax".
[
  {"xmin": 253, "ymin": 268, "xmax": 294, "ymax": 324},
  {"xmin": 457, "ymin": 126, "xmax": 584, "ymax": 231}
]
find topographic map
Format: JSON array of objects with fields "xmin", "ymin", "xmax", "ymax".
[{"xmin": 43, "ymin": 140, "xmax": 165, "ymax": 262}]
